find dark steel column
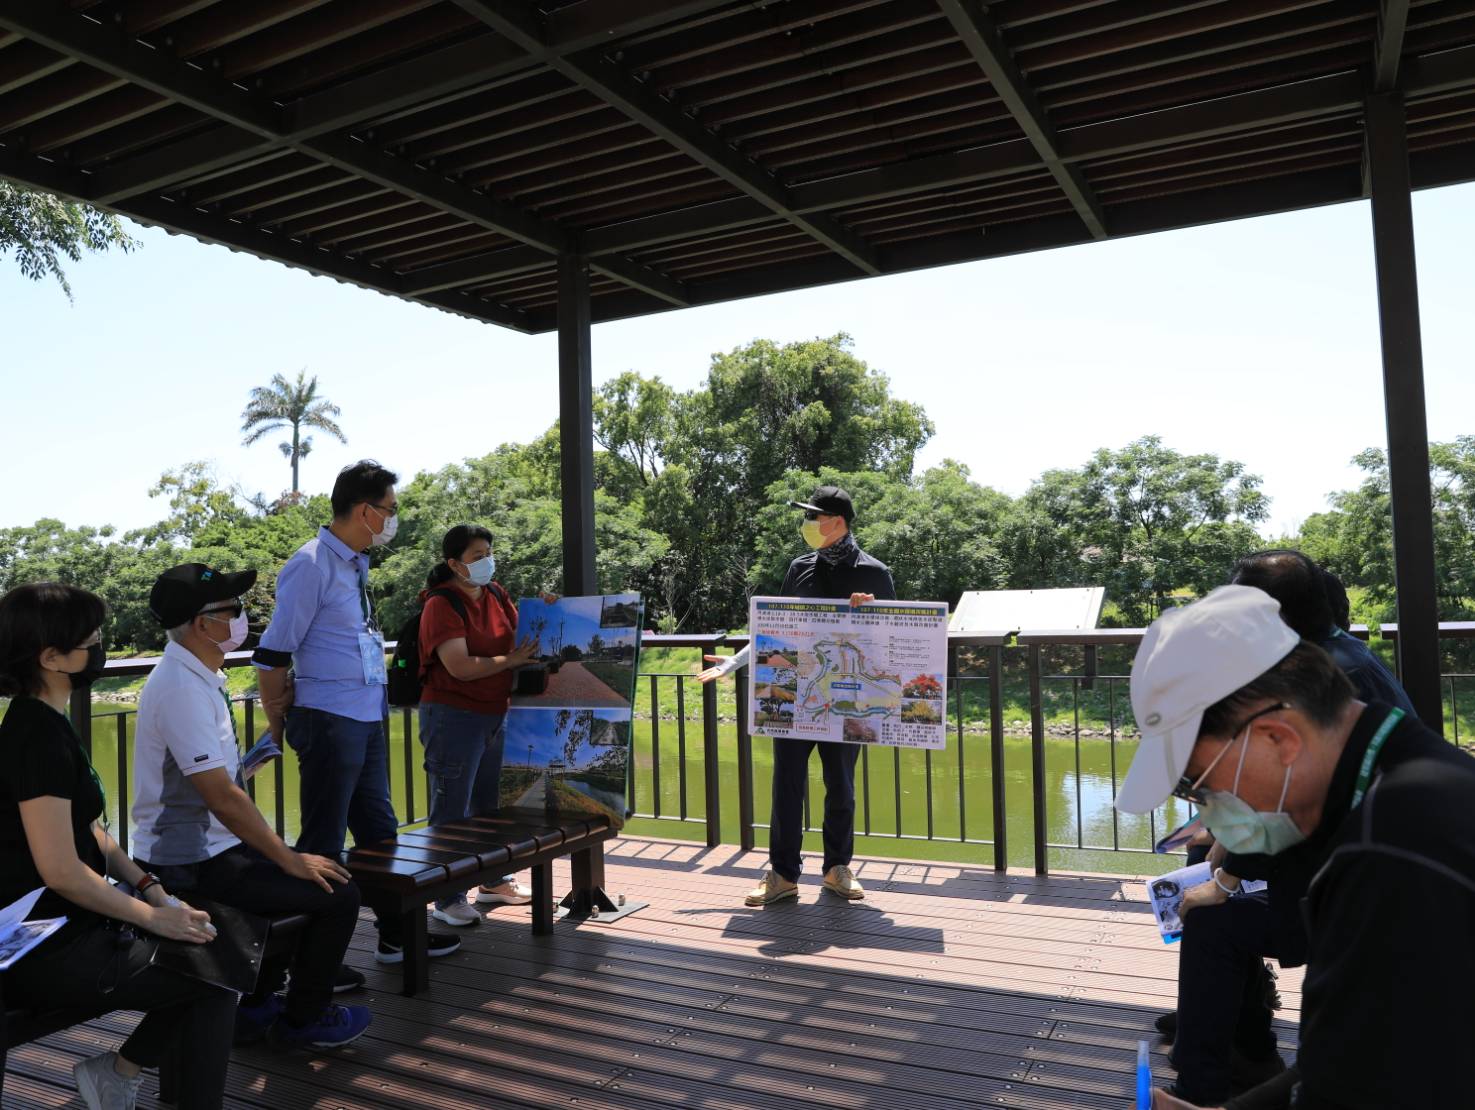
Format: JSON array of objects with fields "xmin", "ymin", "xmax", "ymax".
[
  {"xmin": 1365, "ymin": 92, "xmax": 1442, "ymax": 728},
  {"xmin": 558, "ymin": 252, "xmax": 597, "ymax": 596}
]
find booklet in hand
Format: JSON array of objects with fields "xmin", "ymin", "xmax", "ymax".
[
  {"xmin": 1145, "ymin": 862, "xmax": 1267, "ymax": 943},
  {"xmin": 242, "ymin": 731, "xmax": 282, "ymax": 779},
  {"xmin": 0, "ymin": 887, "xmax": 66, "ymax": 970}
]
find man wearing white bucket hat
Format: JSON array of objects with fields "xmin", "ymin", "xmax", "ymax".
[{"xmin": 1118, "ymin": 585, "xmax": 1475, "ymax": 1109}]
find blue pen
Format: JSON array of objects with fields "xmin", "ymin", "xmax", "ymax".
[{"xmin": 1136, "ymin": 1039, "xmax": 1152, "ymax": 1108}]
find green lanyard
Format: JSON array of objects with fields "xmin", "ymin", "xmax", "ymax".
[{"xmin": 1351, "ymin": 708, "xmax": 1404, "ymax": 809}]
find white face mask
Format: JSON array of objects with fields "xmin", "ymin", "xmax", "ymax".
[
  {"xmin": 204, "ymin": 610, "xmax": 250, "ymax": 653},
  {"xmin": 368, "ymin": 505, "xmax": 398, "ymax": 547},
  {"xmin": 460, "ymin": 555, "xmax": 495, "ymax": 586},
  {"xmin": 1197, "ymin": 724, "xmax": 1306, "ymax": 856}
]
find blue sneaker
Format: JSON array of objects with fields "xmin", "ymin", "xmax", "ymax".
[
  {"xmin": 234, "ymin": 993, "xmax": 285, "ymax": 1046},
  {"xmin": 271, "ymin": 1003, "xmax": 372, "ymax": 1049}
]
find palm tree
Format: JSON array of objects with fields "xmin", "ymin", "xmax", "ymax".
[{"xmin": 240, "ymin": 370, "xmax": 347, "ymax": 494}]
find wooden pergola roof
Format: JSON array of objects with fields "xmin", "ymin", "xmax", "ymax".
[{"xmin": 2, "ymin": 1, "xmax": 1474, "ymax": 335}]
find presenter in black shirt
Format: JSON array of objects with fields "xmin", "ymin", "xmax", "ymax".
[
  {"xmin": 699, "ymin": 486, "xmax": 896, "ymax": 906},
  {"xmin": 0, "ymin": 583, "xmax": 234, "ymax": 1110}
]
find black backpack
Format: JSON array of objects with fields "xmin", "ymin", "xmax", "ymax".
[
  {"xmin": 387, "ymin": 587, "xmax": 466, "ymax": 707},
  {"xmin": 386, "ymin": 585, "xmax": 547, "ymax": 706}
]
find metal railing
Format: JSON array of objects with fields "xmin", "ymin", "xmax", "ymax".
[{"xmin": 61, "ymin": 623, "xmax": 1475, "ymax": 876}]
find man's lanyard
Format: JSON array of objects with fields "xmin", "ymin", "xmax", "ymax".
[
  {"xmin": 1351, "ymin": 708, "xmax": 1404, "ymax": 809},
  {"xmin": 357, "ymin": 563, "xmax": 377, "ymax": 632}
]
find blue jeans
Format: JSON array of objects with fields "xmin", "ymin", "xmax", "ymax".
[
  {"xmin": 768, "ymin": 738, "xmax": 861, "ymax": 882},
  {"xmin": 285, "ymin": 706, "xmax": 403, "ymax": 938},
  {"xmin": 418, "ymin": 701, "xmax": 510, "ymax": 908}
]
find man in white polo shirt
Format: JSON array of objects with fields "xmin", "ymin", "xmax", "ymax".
[{"xmin": 133, "ymin": 563, "xmax": 372, "ymax": 1050}]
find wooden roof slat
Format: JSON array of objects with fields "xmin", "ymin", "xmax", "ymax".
[
  {"xmin": 941, "ymin": 0, "xmax": 1107, "ymax": 239},
  {"xmin": 0, "ymin": 39, "xmax": 72, "ymax": 97},
  {"xmin": 213, "ymin": 0, "xmax": 441, "ymax": 82},
  {"xmin": 21, "ymin": 85, "xmax": 168, "ymax": 153},
  {"xmin": 162, "ymin": 0, "xmax": 334, "ymax": 61},
  {"xmin": 0, "ymin": 64, "xmax": 122, "ymax": 133},
  {"xmin": 451, "ymin": 1, "xmax": 882, "ymax": 274}
]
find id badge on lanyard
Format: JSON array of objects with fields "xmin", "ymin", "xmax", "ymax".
[{"xmin": 357, "ymin": 566, "xmax": 387, "ymax": 686}]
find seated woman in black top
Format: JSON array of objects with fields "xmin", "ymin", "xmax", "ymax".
[{"xmin": 0, "ymin": 583, "xmax": 234, "ymax": 1110}]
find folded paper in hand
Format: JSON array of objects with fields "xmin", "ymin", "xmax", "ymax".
[
  {"xmin": 0, "ymin": 886, "xmax": 66, "ymax": 970},
  {"xmin": 242, "ymin": 731, "xmax": 282, "ymax": 778}
]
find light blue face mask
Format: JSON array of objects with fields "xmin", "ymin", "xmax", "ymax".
[
  {"xmin": 461, "ymin": 555, "xmax": 495, "ymax": 586},
  {"xmin": 1197, "ymin": 724, "xmax": 1306, "ymax": 856}
]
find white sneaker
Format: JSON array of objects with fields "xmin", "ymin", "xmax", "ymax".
[
  {"xmin": 476, "ymin": 879, "xmax": 533, "ymax": 905},
  {"xmin": 430, "ymin": 900, "xmax": 482, "ymax": 927},
  {"xmin": 74, "ymin": 1052, "xmax": 142, "ymax": 1110}
]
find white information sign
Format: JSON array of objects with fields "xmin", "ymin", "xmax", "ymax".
[{"xmin": 748, "ymin": 596, "xmax": 949, "ymax": 749}]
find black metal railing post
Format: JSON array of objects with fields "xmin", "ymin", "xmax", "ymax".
[
  {"xmin": 1028, "ymin": 643, "xmax": 1048, "ymax": 876},
  {"xmin": 71, "ymin": 684, "xmax": 93, "ymax": 757},
  {"xmin": 736, "ymin": 663, "xmax": 754, "ymax": 851},
  {"xmin": 701, "ymin": 674, "xmax": 721, "ymax": 848},
  {"xmin": 988, "ymin": 644, "xmax": 1007, "ymax": 873}
]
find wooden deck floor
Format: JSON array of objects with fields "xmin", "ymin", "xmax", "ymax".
[{"xmin": 5, "ymin": 837, "xmax": 1300, "ymax": 1109}]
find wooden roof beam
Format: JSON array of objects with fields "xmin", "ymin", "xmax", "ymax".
[
  {"xmin": 937, "ymin": 0, "xmax": 1108, "ymax": 239},
  {"xmin": 449, "ymin": 0, "xmax": 883, "ymax": 275},
  {"xmin": 1374, "ymin": 0, "xmax": 1411, "ymax": 93}
]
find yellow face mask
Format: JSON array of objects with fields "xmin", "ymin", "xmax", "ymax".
[{"xmin": 800, "ymin": 519, "xmax": 828, "ymax": 550}]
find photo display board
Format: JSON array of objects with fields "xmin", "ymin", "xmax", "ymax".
[
  {"xmin": 748, "ymin": 596, "xmax": 949, "ymax": 749},
  {"xmin": 501, "ymin": 593, "xmax": 643, "ymax": 828}
]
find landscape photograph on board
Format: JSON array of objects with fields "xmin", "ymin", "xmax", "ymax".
[
  {"xmin": 500, "ymin": 708, "xmax": 630, "ymax": 827},
  {"xmin": 512, "ymin": 593, "xmax": 642, "ymax": 709}
]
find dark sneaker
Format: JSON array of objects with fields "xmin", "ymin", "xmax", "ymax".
[
  {"xmin": 1154, "ymin": 1010, "xmax": 1177, "ymax": 1043},
  {"xmin": 374, "ymin": 930, "xmax": 461, "ymax": 964},
  {"xmin": 271, "ymin": 1003, "xmax": 372, "ymax": 1049},
  {"xmin": 333, "ymin": 965, "xmax": 366, "ymax": 993},
  {"xmin": 234, "ymin": 993, "xmax": 285, "ymax": 1046}
]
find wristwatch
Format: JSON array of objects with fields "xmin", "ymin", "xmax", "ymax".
[{"xmin": 135, "ymin": 872, "xmax": 163, "ymax": 895}]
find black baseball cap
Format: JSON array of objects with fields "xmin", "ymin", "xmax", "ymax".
[
  {"xmin": 788, "ymin": 485, "xmax": 854, "ymax": 523},
  {"xmin": 149, "ymin": 563, "xmax": 258, "ymax": 627}
]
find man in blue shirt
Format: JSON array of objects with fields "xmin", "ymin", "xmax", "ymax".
[{"xmin": 254, "ymin": 460, "xmax": 460, "ymax": 967}]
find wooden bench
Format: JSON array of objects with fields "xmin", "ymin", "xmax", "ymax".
[{"xmin": 342, "ymin": 813, "xmax": 617, "ymax": 996}]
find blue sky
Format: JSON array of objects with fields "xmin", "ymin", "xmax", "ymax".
[
  {"xmin": 4, "ymin": 180, "xmax": 1473, "ymax": 538},
  {"xmin": 504, "ymin": 708, "xmax": 627, "ymax": 768},
  {"xmin": 515, "ymin": 596, "xmax": 636, "ymax": 655}
]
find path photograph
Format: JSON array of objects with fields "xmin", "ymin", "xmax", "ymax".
[
  {"xmin": 500, "ymin": 709, "xmax": 630, "ymax": 827},
  {"xmin": 512, "ymin": 593, "xmax": 642, "ymax": 709}
]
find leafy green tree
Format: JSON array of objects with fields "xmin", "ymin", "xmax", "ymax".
[
  {"xmin": 241, "ymin": 371, "xmax": 347, "ymax": 495},
  {"xmin": 1004, "ymin": 437, "xmax": 1268, "ymax": 624},
  {"xmin": 1296, "ymin": 439, "xmax": 1475, "ymax": 623},
  {"xmin": 1, "ymin": 183, "xmax": 137, "ymax": 300},
  {"xmin": 127, "ymin": 462, "xmax": 247, "ymax": 546}
]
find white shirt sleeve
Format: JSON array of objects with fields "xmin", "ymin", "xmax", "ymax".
[
  {"xmin": 709, "ymin": 644, "xmax": 751, "ymax": 678},
  {"xmin": 155, "ymin": 686, "xmax": 230, "ymax": 777}
]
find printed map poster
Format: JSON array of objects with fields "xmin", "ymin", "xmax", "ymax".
[
  {"xmin": 500, "ymin": 593, "xmax": 643, "ymax": 828},
  {"xmin": 748, "ymin": 596, "xmax": 949, "ymax": 749}
]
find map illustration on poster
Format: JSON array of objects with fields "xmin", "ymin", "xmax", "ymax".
[
  {"xmin": 502, "ymin": 593, "xmax": 643, "ymax": 827},
  {"xmin": 748, "ymin": 596, "xmax": 949, "ymax": 749}
]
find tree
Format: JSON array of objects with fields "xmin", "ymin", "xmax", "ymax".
[
  {"xmin": 241, "ymin": 371, "xmax": 347, "ymax": 494},
  {"xmin": 1, "ymin": 184, "xmax": 137, "ymax": 301},
  {"xmin": 1297, "ymin": 439, "xmax": 1475, "ymax": 623},
  {"xmin": 1004, "ymin": 437, "xmax": 1269, "ymax": 624}
]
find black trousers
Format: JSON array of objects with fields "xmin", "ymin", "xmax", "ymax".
[
  {"xmin": 1171, "ymin": 891, "xmax": 1279, "ymax": 1104},
  {"xmin": 3, "ymin": 923, "xmax": 234, "ymax": 1109},
  {"xmin": 769, "ymin": 739, "xmax": 861, "ymax": 882},
  {"xmin": 145, "ymin": 843, "xmax": 362, "ymax": 1024}
]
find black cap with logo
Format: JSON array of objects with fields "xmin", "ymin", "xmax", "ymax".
[
  {"xmin": 787, "ymin": 485, "xmax": 854, "ymax": 523},
  {"xmin": 149, "ymin": 563, "xmax": 258, "ymax": 627}
]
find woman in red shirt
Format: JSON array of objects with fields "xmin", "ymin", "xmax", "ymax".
[{"xmin": 417, "ymin": 525, "xmax": 541, "ymax": 925}]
